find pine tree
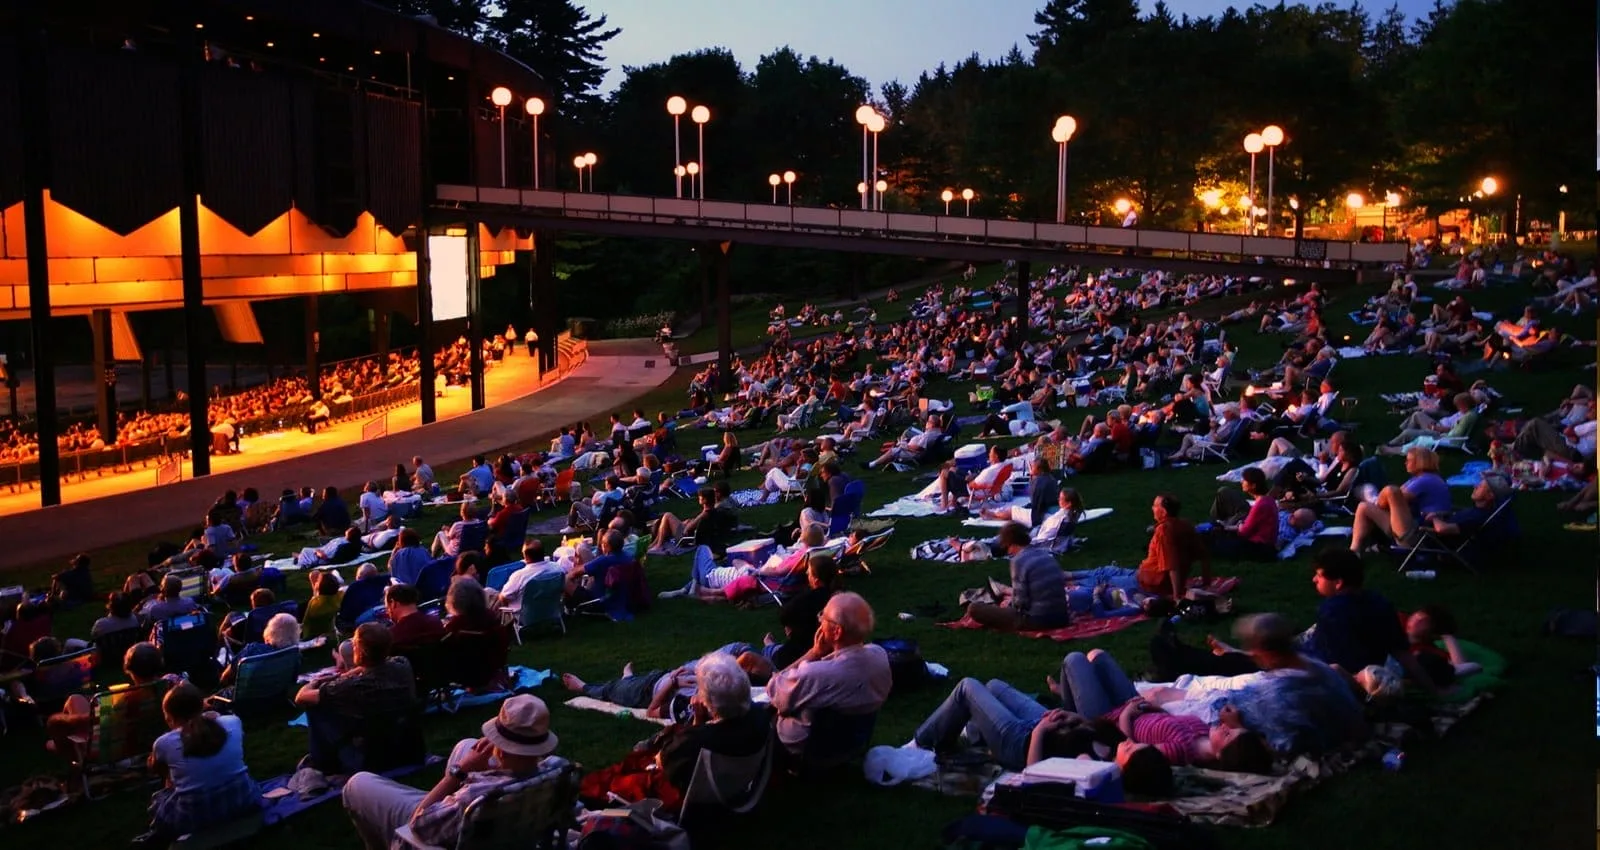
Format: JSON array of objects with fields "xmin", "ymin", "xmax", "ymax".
[{"xmin": 486, "ymin": 0, "xmax": 620, "ymax": 112}]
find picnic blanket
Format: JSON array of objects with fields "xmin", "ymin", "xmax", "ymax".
[
  {"xmin": 1446, "ymin": 460, "xmax": 1494, "ymax": 488},
  {"xmin": 287, "ymin": 666, "xmax": 552, "ymax": 726},
  {"xmin": 257, "ymin": 755, "xmax": 443, "ymax": 826},
  {"xmin": 1163, "ymin": 694, "xmax": 1488, "ymax": 827},
  {"xmin": 266, "ymin": 549, "xmax": 388, "ymax": 573},
  {"xmin": 960, "ymin": 507, "xmax": 1114, "ymax": 530},
  {"xmin": 564, "ymin": 695, "xmax": 673, "ymax": 726},
  {"xmin": 870, "ymin": 494, "xmax": 972, "ymax": 519},
  {"xmin": 1279, "ymin": 526, "xmax": 1351, "ymax": 560},
  {"xmin": 938, "ymin": 577, "xmax": 1242, "ymax": 641}
]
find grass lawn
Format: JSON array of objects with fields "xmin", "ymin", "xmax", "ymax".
[
  {"xmin": 1, "ymin": 277, "xmax": 1595, "ymax": 849},
  {"xmin": 673, "ymin": 263, "xmax": 1010, "ymax": 355}
]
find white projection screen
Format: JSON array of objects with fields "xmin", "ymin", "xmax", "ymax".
[{"xmin": 428, "ymin": 235, "xmax": 469, "ymax": 321}]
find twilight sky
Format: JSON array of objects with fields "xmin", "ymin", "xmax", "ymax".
[{"xmin": 593, "ymin": 0, "xmax": 1442, "ymax": 92}]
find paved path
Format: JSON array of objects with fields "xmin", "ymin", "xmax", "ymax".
[{"xmin": 0, "ymin": 349, "xmax": 675, "ymax": 569}]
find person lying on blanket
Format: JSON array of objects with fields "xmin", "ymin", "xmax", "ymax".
[
  {"xmin": 1047, "ymin": 649, "xmax": 1277, "ymax": 776},
  {"xmin": 955, "ymin": 488, "xmax": 1085, "ymax": 553},
  {"xmin": 559, "ymin": 643, "xmax": 773, "ymax": 722},
  {"xmin": 293, "ymin": 528, "xmax": 363, "ymax": 569},
  {"xmin": 1145, "ymin": 614, "xmax": 1367, "ymax": 756},
  {"xmin": 658, "ymin": 523, "xmax": 830, "ymax": 599},
  {"xmin": 1400, "ymin": 605, "xmax": 1483, "ymax": 687}
]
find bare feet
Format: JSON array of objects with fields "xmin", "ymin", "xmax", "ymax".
[
  {"xmin": 622, "ymin": 662, "xmax": 635, "ymax": 678},
  {"xmin": 1045, "ymin": 674, "xmax": 1061, "ymax": 696},
  {"xmin": 763, "ymin": 632, "xmax": 777, "ymax": 647},
  {"xmin": 561, "ymin": 673, "xmax": 586, "ymax": 692},
  {"xmin": 1205, "ymin": 635, "xmax": 1227, "ymax": 656}
]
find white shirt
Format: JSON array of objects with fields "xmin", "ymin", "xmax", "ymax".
[
  {"xmin": 499, "ymin": 560, "xmax": 565, "ymax": 603},
  {"xmin": 1572, "ymin": 420, "xmax": 1597, "ymax": 456},
  {"xmin": 359, "ymin": 491, "xmax": 388, "ymax": 522}
]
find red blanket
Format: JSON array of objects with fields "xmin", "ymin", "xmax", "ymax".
[{"xmin": 939, "ymin": 577, "xmax": 1242, "ymax": 642}]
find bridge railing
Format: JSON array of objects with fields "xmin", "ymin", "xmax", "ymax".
[{"xmin": 437, "ymin": 185, "xmax": 1407, "ymax": 266}]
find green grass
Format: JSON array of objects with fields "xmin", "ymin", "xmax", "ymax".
[{"xmin": 3, "ymin": 279, "xmax": 1596, "ymax": 849}]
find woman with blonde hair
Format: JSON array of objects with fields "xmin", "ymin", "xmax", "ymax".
[{"xmin": 1349, "ymin": 447, "xmax": 1451, "ymax": 554}]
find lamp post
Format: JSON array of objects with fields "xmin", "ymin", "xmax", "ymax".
[
  {"xmin": 583, "ymin": 152, "xmax": 596, "ymax": 192},
  {"xmin": 857, "ymin": 181, "xmax": 868, "ymax": 205},
  {"xmin": 523, "ymin": 97, "xmax": 545, "ymax": 189},
  {"xmin": 491, "ymin": 86, "xmax": 513, "ymax": 187},
  {"xmin": 685, "ymin": 161, "xmax": 699, "ymax": 198},
  {"xmin": 1243, "ymin": 133, "xmax": 1262, "ymax": 233},
  {"xmin": 941, "ymin": 189, "xmax": 954, "ymax": 215},
  {"xmin": 1051, "ymin": 115, "xmax": 1076, "ymax": 223},
  {"xmin": 961, "ymin": 188, "xmax": 974, "ymax": 216},
  {"xmin": 1346, "ymin": 192, "xmax": 1364, "ymax": 239},
  {"xmin": 1239, "ymin": 195, "xmax": 1253, "ymax": 234},
  {"xmin": 874, "ymin": 179, "xmax": 888, "ymax": 210},
  {"xmin": 1382, "ymin": 191, "xmax": 1400, "ymax": 240},
  {"xmin": 782, "ymin": 170, "xmax": 795, "ymax": 204},
  {"xmin": 854, "ymin": 105, "xmax": 876, "ymax": 210},
  {"xmin": 1558, "ymin": 183, "xmax": 1568, "ymax": 241},
  {"xmin": 667, "ymin": 96, "xmax": 687, "ymax": 197},
  {"xmin": 768, "ymin": 173, "xmax": 780, "ymax": 203},
  {"xmin": 866, "ymin": 112, "xmax": 886, "ymax": 210},
  {"xmin": 674, "ymin": 164, "xmax": 686, "ymax": 196},
  {"xmin": 1261, "ymin": 125, "xmax": 1284, "ymax": 236},
  {"xmin": 1480, "ymin": 177, "xmax": 1499, "ymax": 244},
  {"xmin": 572, "ymin": 155, "xmax": 585, "ymax": 191},
  {"xmin": 691, "ymin": 105, "xmax": 710, "ymax": 199},
  {"xmin": 1114, "ymin": 197, "xmax": 1133, "ymax": 228}
]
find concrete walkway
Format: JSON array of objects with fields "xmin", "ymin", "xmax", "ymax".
[{"xmin": 0, "ymin": 349, "xmax": 674, "ymax": 569}]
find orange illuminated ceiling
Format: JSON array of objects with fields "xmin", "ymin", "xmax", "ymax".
[{"xmin": 0, "ymin": 194, "xmax": 531, "ymax": 319}]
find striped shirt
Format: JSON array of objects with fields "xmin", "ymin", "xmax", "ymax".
[{"xmin": 1103, "ymin": 698, "xmax": 1207, "ymax": 765}]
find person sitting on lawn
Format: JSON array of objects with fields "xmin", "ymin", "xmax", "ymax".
[
  {"xmin": 564, "ymin": 529, "xmax": 633, "ymax": 605},
  {"xmin": 138, "ymin": 682, "xmax": 261, "ymax": 847},
  {"xmin": 295, "ymin": 623, "xmax": 418, "ymax": 773},
  {"xmin": 43, "ymin": 642, "xmax": 177, "ymax": 766},
  {"xmin": 218, "ymin": 613, "xmax": 300, "ymax": 689},
  {"xmin": 962, "ymin": 522, "xmax": 1070, "ymax": 632},
  {"xmin": 1205, "ymin": 467, "xmax": 1280, "ymax": 561},
  {"xmin": 50, "ymin": 553, "xmax": 95, "ymax": 606},
  {"xmin": 1137, "ymin": 493, "xmax": 1210, "ymax": 598},
  {"xmin": 863, "ymin": 415, "xmax": 943, "ymax": 470},
  {"xmin": 648, "ymin": 488, "xmax": 727, "ymax": 556},
  {"xmin": 1172, "ymin": 405, "xmax": 1245, "ymax": 463},
  {"xmin": 1378, "ymin": 392, "xmax": 1479, "ymax": 456},
  {"xmin": 342, "ymin": 695, "xmax": 567, "ymax": 850},
  {"xmin": 1349, "ymin": 447, "xmax": 1451, "ymax": 554},
  {"xmin": 762, "ymin": 555, "xmax": 842, "ymax": 670},
  {"xmin": 562, "ymin": 476, "xmax": 625, "ymax": 534},
  {"xmin": 142, "ymin": 575, "xmax": 201, "ymax": 624},
  {"xmin": 766, "ymin": 592, "xmax": 893, "ymax": 762},
  {"xmin": 1422, "ymin": 474, "xmax": 1517, "ymax": 553}
]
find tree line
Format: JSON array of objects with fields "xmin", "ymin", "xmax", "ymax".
[{"xmin": 374, "ymin": 0, "xmax": 1593, "ymax": 319}]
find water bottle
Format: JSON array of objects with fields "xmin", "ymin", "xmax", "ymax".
[
  {"xmin": 1403, "ymin": 570, "xmax": 1436, "ymax": 580},
  {"xmin": 1381, "ymin": 749, "xmax": 1404, "ymax": 771}
]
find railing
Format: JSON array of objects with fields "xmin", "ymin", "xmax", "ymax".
[
  {"xmin": 436, "ymin": 186, "xmax": 1409, "ymax": 266},
  {"xmin": 553, "ymin": 333, "xmax": 589, "ymax": 382}
]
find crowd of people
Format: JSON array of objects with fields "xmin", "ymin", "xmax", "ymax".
[
  {"xmin": 0, "ymin": 255, "xmax": 1589, "ymax": 846},
  {"xmin": 0, "ymin": 336, "xmax": 513, "ymax": 467}
]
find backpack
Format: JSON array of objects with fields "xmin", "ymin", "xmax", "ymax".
[{"xmin": 875, "ymin": 637, "xmax": 929, "ymax": 695}]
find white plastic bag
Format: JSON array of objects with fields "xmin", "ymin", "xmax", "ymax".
[{"xmin": 862, "ymin": 745, "xmax": 937, "ymax": 786}]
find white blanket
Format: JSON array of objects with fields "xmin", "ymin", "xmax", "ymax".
[
  {"xmin": 266, "ymin": 549, "xmax": 389, "ymax": 573},
  {"xmin": 564, "ymin": 696, "xmax": 673, "ymax": 726},
  {"xmin": 961, "ymin": 506, "xmax": 1113, "ymax": 529}
]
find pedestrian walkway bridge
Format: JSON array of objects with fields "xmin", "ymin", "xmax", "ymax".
[{"xmin": 435, "ymin": 186, "xmax": 1406, "ymax": 281}]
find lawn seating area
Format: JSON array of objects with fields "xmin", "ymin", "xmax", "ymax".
[{"xmin": 0, "ymin": 265, "xmax": 1594, "ymax": 850}]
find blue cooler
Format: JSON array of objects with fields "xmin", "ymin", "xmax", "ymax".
[{"xmin": 953, "ymin": 444, "xmax": 987, "ymax": 474}]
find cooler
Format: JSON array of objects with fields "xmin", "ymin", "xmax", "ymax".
[
  {"xmin": 954, "ymin": 444, "xmax": 988, "ymax": 474},
  {"xmin": 1019, "ymin": 757, "xmax": 1125, "ymax": 803},
  {"xmin": 726, "ymin": 538, "xmax": 777, "ymax": 567}
]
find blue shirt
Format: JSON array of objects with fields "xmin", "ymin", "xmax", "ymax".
[
  {"xmin": 467, "ymin": 465, "xmax": 495, "ymax": 494},
  {"xmin": 1312, "ymin": 589, "xmax": 1406, "ymax": 672},
  {"xmin": 153, "ymin": 714, "xmax": 252, "ymax": 794},
  {"xmin": 1217, "ymin": 659, "xmax": 1363, "ymax": 755},
  {"xmin": 389, "ymin": 545, "xmax": 433, "ymax": 583},
  {"xmin": 1402, "ymin": 472, "xmax": 1452, "ymax": 518},
  {"xmin": 581, "ymin": 553, "xmax": 629, "ymax": 583}
]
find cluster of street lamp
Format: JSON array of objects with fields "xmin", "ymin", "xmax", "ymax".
[
  {"xmin": 666, "ymin": 96, "xmax": 712, "ymax": 199},
  {"xmin": 1242, "ymin": 126, "xmax": 1284, "ymax": 234},
  {"xmin": 855, "ymin": 105, "xmax": 888, "ymax": 210},
  {"xmin": 938, "ymin": 188, "xmax": 976, "ymax": 215},
  {"xmin": 491, "ymin": 86, "xmax": 547, "ymax": 189},
  {"xmin": 767, "ymin": 170, "xmax": 796, "ymax": 204}
]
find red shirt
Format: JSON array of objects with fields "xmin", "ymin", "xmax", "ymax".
[
  {"xmin": 1110, "ymin": 421, "xmax": 1134, "ymax": 454},
  {"xmin": 1236, "ymin": 496, "xmax": 1279, "ymax": 547}
]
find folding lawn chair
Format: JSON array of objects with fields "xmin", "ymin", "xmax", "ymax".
[
  {"xmin": 210, "ymin": 645, "xmax": 300, "ymax": 720},
  {"xmin": 70, "ymin": 676, "xmax": 177, "ymax": 799},
  {"xmin": 484, "ymin": 562, "xmax": 520, "ymax": 593},
  {"xmin": 679, "ymin": 733, "xmax": 776, "ymax": 831},
  {"xmin": 965, "ymin": 463, "xmax": 1014, "ymax": 507},
  {"xmin": 1392, "ymin": 496, "xmax": 1518, "ymax": 575},
  {"xmin": 837, "ymin": 527, "xmax": 895, "ymax": 575},
  {"xmin": 393, "ymin": 761, "xmax": 579, "ymax": 850},
  {"xmin": 501, "ymin": 571, "xmax": 566, "ymax": 644}
]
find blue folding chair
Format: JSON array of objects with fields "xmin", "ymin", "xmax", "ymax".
[
  {"xmin": 829, "ymin": 480, "xmax": 867, "ymax": 536},
  {"xmin": 484, "ymin": 562, "xmax": 521, "ymax": 593}
]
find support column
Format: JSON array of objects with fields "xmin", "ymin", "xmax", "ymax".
[
  {"xmin": 19, "ymin": 18, "xmax": 58, "ymax": 505},
  {"xmin": 374, "ymin": 309, "xmax": 391, "ymax": 377},
  {"xmin": 90, "ymin": 310, "xmax": 117, "ymax": 445},
  {"xmin": 1015, "ymin": 260, "xmax": 1031, "ymax": 331},
  {"xmin": 532, "ymin": 232, "xmax": 558, "ymax": 371},
  {"xmin": 715, "ymin": 241, "xmax": 733, "ymax": 394},
  {"xmin": 305, "ymin": 295, "xmax": 321, "ymax": 399},
  {"xmin": 140, "ymin": 349, "xmax": 152, "ymax": 411},
  {"xmin": 163, "ymin": 337, "xmax": 176, "ymax": 401},
  {"xmin": 178, "ymin": 29, "xmax": 210, "ymax": 477},
  {"xmin": 413, "ymin": 33, "xmax": 437, "ymax": 425},
  {"xmin": 698, "ymin": 246, "xmax": 711, "ymax": 333},
  {"xmin": 467, "ymin": 224, "xmax": 486, "ymax": 411}
]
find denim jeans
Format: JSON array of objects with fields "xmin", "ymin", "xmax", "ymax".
[
  {"xmin": 913, "ymin": 678, "xmax": 1047, "ymax": 771},
  {"xmin": 1057, "ymin": 651, "xmax": 1139, "ymax": 719}
]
